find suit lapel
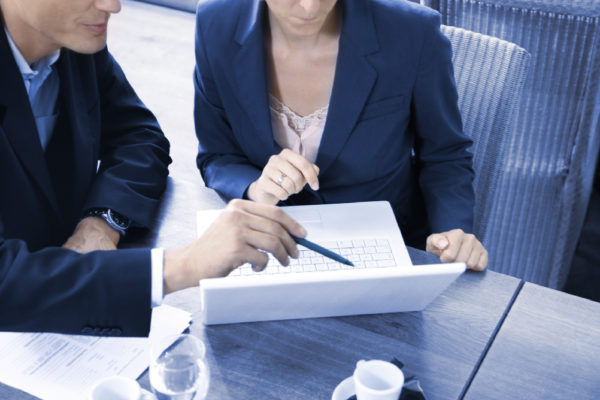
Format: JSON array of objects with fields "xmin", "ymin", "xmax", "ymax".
[
  {"xmin": 232, "ymin": 0, "xmax": 278, "ymax": 156},
  {"xmin": 316, "ymin": 0, "xmax": 379, "ymax": 173},
  {"xmin": 55, "ymin": 51, "xmax": 95, "ymax": 210},
  {"xmin": 0, "ymin": 27, "xmax": 60, "ymax": 215}
]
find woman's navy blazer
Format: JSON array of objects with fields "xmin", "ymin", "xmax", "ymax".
[{"xmin": 194, "ymin": 0, "xmax": 474, "ymax": 245}]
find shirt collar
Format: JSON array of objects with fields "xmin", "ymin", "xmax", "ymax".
[{"xmin": 4, "ymin": 27, "xmax": 60, "ymax": 78}]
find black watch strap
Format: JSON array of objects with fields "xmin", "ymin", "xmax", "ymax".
[{"xmin": 85, "ymin": 208, "xmax": 130, "ymax": 236}]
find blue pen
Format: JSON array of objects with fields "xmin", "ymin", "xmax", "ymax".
[{"xmin": 291, "ymin": 235, "xmax": 354, "ymax": 266}]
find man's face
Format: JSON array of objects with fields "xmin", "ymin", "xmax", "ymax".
[{"xmin": 1, "ymin": 0, "xmax": 121, "ymax": 60}]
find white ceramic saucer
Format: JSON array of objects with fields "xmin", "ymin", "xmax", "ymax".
[
  {"xmin": 331, "ymin": 376, "xmax": 355, "ymax": 400},
  {"xmin": 139, "ymin": 388, "xmax": 157, "ymax": 400}
]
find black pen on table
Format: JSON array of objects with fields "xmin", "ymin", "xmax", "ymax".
[{"xmin": 290, "ymin": 235, "xmax": 354, "ymax": 266}]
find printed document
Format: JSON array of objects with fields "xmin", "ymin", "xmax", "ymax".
[{"xmin": 0, "ymin": 304, "xmax": 191, "ymax": 400}]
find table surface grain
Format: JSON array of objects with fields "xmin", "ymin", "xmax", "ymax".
[
  {"xmin": 464, "ymin": 282, "xmax": 600, "ymax": 400},
  {"xmin": 0, "ymin": 178, "xmax": 524, "ymax": 400},
  {"xmin": 137, "ymin": 178, "xmax": 523, "ymax": 400}
]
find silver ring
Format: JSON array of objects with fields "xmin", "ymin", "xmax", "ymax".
[{"xmin": 276, "ymin": 173, "xmax": 287, "ymax": 186}]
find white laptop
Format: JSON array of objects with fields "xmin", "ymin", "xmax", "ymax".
[{"xmin": 196, "ymin": 201, "xmax": 465, "ymax": 325}]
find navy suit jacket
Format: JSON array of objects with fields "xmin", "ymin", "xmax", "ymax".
[
  {"xmin": 194, "ymin": 0, "xmax": 475, "ymax": 246},
  {"xmin": 0, "ymin": 26, "xmax": 171, "ymax": 336}
]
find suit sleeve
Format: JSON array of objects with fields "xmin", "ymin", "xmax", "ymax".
[
  {"xmin": 411, "ymin": 14, "xmax": 475, "ymax": 234},
  {"xmin": 193, "ymin": 19, "xmax": 262, "ymax": 200},
  {"xmin": 84, "ymin": 48, "xmax": 172, "ymax": 228},
  {"xmin": 0, "ymin": 215, "xmax": 153, "ymax": 336}
]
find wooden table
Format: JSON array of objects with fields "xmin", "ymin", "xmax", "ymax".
[
  {"xmin": 146, "ymin": 271, "xmax": 519, "ymax": 400},
  {"xmin": 132, "ymin": 178, "xmax": 523, "ymax": 400},
  {"xmin": 464, "ymin": 282, "xmax": 600, "ymax": 400},
  {"xmin": 0, "ymin": 178, "xmax": 532, "ymax": 399}
]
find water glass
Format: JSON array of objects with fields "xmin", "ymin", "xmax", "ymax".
[{"xmin": 149, "ymin": 334, "xmax": 209, "ymax": 400}]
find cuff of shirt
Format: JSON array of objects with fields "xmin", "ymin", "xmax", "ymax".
[{"xmin": 150, "ymin": 248, "xmax": 165, "ymax": 307}]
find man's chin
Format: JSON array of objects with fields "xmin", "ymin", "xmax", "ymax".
[{"xmin": 67, "ymin": 37, "xmax": 107, "ymax": 54}]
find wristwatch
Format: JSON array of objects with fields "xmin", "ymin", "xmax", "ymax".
[{"xmin": 85, "ymin": 208, "xmax": 131, "ymax": 236}]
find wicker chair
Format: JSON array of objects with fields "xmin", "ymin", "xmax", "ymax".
[
  {"xmin": 424, "ymin": 0, "xmax": 600, "ymax": 289},
  {"xmin": 439, "ymin": 25, "xmax": 530, "ymax": 278}
]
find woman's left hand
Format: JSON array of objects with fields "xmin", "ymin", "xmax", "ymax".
[{"xmin": 426, "ymin": 229, "xmax": 488, "ymax": 271}]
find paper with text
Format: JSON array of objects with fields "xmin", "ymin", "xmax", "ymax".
[{"xmin": 0, "ymin": 304, "xmax": 191, "ymax": 400}]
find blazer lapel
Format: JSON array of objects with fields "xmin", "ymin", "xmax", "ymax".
[
  {"xmin": 0, "ymin": 27, "xmax": 60, "ymax": 215},
  {"xmin": 55, "ymin": 51, "xmax": 95, "ymax": 209},
  {"xmin": 316, "ymin": 0, "xmax": 379, "ymax": 173},
  {"xmin": 232, "ymin": 0, "xmax": 278, "ymax": 156}
]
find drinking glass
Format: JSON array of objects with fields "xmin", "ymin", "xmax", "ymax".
[{"xmin": 149, "ymin": 334, "xmax": 209, "ymax": 400}]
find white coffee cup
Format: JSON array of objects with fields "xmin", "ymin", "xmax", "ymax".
[
  {"xmin": 89, "ymin": 376, "xmax": 141, "ymax": 400},
  {"xmin": 353, "ymin": 359, "xmax": 404, "ymax": 400}
]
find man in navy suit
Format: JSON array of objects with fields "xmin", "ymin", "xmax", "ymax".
[
  {"xmin": 194, "ymin": 0, "xmax": 488, "ymax": 270},
  {"xmin": 0, "ymin": 0, "xmax": 306, "ymax": 336}
]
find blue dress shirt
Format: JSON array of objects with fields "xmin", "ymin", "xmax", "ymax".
[{"xmin": 5, "ymin": 28, "xmax": 60, "ymax": 150}]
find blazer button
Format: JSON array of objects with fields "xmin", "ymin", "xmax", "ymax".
[
  {"xmin": 109, "ymin": 328, "xmax": 122, "ymax": 336},
  {"xmin": 99, "ymin": 328, "xmax": 112, "ymax": 336}
]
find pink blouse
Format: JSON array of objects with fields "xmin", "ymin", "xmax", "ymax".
[{"xmin": 269, "ymin": 95, "xmax": 328, "ymax": 163}]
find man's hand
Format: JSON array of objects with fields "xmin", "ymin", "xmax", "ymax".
[
  {"xmin": 62, "ymin": 217, "xmax": 120, "ymax": 253},
  {"xmin": 426, "ymin": 229, "xmax": 488, "ymax": 271},
  {"xmin": 162, "ymin": 199, "xmax": 306, "ymax": 294},
  {"xmin": 247, "ymin": 149, "xmax": 320, "ymax": 204}
]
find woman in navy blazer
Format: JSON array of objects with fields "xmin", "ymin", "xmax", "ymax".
[{"xmin": 194, "ymin": 0, "xmax": 488, "ymax": 270}]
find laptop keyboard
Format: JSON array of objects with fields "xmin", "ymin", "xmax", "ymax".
[{"xmin": 228, "ymin": 238, "xmax": 397, "ymax": 276}]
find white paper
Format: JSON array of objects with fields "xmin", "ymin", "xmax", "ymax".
[{"xmin": 0, "ymin": 304, "xmax": 191, "ymax": 400}]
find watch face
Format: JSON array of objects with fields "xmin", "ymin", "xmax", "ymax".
[{"xmin": 107, "ymin": 209, "xmax": 130, "ymax": 229}]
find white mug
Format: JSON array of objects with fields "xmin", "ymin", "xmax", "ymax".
[
  {"xmin": 89, "ymin": 376, "xmax": 141, "ymax": 400},
  {"xmin": 353, "ymin": 360, "xmax": 404, "ymax": 400}
]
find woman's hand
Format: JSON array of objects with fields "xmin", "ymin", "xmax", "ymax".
[
  {"xmin": 426, "ymin": 229, "xmax": 488, "ymax": 271},
  {"xmin": 247, "ymin": 149, "xmax": 320, "ymax": 204}
]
